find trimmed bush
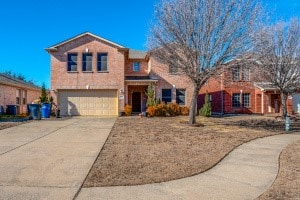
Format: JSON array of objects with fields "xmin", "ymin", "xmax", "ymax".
[
  {"xmin": 156, "ymin": 102, "xmax": 168, "ymax": 116},
  {"xmin": 124, "ymin": 104, "xmax": 132, "ymax": 116},
  {"xmin": 168, "ymin": 102, "xmax": 181, "ymax": 116},
  {"xmin": 181, "ymin": 106, "xmax": 190, "ymax": 115},
  {"xmin": 146, "ymin": 106, "xmax": 157, "ymax": 117}
]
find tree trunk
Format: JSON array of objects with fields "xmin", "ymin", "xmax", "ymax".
[
  {"xmin": 189, "ymin": 85, "xmax": 200, "ymax": 124},
  {"xmin": 280, "ymin": 92, "xmax": 288, "ymax": 118}
]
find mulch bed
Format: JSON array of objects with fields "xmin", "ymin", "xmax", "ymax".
[
  {"xmin": 0, "ymin": 121, "xmax": 28, "ymax": 130},
  {"xmin": 84, "ymin": 115, "xmax": 286, "ymax": 187},
  {"xmin": 257, "ymin": 140, "xmax": 300, "ymax": 200}
]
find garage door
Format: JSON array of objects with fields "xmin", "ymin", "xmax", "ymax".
[{"xmin": 58, "ymin": 90, "xmax": 118, "ymax": 116}]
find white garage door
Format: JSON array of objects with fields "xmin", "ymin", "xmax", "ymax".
[{"xmin": 58, "ymin": 90, "xmax": 118, "ymax": 116}]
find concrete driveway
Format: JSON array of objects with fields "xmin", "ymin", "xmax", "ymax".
[{"xmin": 0, "ymin": 117, "xmax": 116, "ymax": 200}]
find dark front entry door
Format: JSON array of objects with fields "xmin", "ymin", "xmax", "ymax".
[{"xmin": 132, "ymin": 92, "xmax": 141, "ymax": 113}]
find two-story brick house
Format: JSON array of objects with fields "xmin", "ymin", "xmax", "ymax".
[
  {"xmin": 46, "ymin": 32, "xmax": 193, "ymax": 116},
  {"xmin": 198, "ymin": 65, "xmax": 294, "ymax": 115}
]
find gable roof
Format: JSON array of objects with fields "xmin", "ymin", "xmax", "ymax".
[
  {"xmin": 45, "ymin": 32, "xmax": 125, "ymax": 52},
  {"xmin": 0, "ymin": 73, "xmax": 40, "ymax": 91},
  {"xmin": 128, "ymin": 50, "xmax": 147, "ymax": 59}
]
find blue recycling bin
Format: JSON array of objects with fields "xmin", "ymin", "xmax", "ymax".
[
  {"xmin": 41, "ymin": 103, "xmax": 51, "ymax": 119},
  {"xmin": 28, "ymin": 104, "xmax": 41, "ymax": 120},
  {"xmin": 6, "ymin": 105, "xmax": 19, "ymax": 115}
]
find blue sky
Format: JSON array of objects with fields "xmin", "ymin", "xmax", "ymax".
[{"xmin": 0, "ymin": 0, "xmax": 299, "ymax": 88}]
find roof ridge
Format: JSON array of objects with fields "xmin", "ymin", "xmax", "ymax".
[{"xmin": 46, "ymin": 32, "xmax": 125, "ymax": 51}]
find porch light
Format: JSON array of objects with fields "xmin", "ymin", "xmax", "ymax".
[
  {"xmin": 173, "ymin": 85, "xmax": 176, "ymax": 88},
  {"xmin": 85, "ymin": 47, "xmax": 89, "ymax": 52},
  {"xmin": 86, "ymin": 85, "xmax": 90, "ymax": 89}
]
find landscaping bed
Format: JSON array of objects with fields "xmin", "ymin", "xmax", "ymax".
[
  {"xmin": 257, "ymin": 140, "xmax": 300, "ymax": 200},
  {"xmin": 84, "ymin": 115, "xmax": 285, "ymax": 187},
  {"xmin": 0, "ymin": 115, "xmax": 30, "ymax": 130}
]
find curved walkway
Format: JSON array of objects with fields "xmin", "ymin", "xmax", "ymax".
[{"xmin": 77, "ymin": 133, "xmax": 300, "ymax": 200}]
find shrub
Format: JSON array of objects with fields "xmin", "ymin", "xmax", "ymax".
[
  {"xmin": 124, "ymin": 104, "xmax": 132, "ymax": 116},
  {"xmin": 199, "ymin": 92, "xmax": 211, "ymax": 117},
  {"xmin": 168, "ymin": 102, "xmax": 181, "ymax": 116},
  {"xmin": 156, "ymin": 102, "xmax": 168, "ymax": 116},
  {"xmin": 146, "ymin": 106, "xmax": 157, "ymax": 117},
  {"xmin": 181, "ymin": 106, "xmax": 190, "ymax": 115},
  {"xmin": 145, "ymin": 83, "xmax": 158, "ymax": 107}
]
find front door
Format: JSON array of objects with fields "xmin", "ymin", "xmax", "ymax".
[{"xmin": 132, "ymin": 92, "xmax": 141, "ymax": 113}]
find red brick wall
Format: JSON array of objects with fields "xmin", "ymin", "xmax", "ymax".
[
  {"xmin": 125, "ymin": 60, "xmax": 148, "ymax": 76},
  {"xmin": 198, "ymin": 78, "xmax": 223, "ymax": 113},
  {"xmin": 50, "ymin": 35, "xmax": 125, "ymax": 111}
]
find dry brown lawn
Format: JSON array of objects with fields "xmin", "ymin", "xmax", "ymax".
[
  {"xmin": 84, "ymin": 115, "xmax": 285, "ymax": 187},
  {"xmin": 257, "ymin": 140, "xmax": 300, "ymax": 200}
]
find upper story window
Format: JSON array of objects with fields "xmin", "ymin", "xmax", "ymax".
[
  {"xmin": 162, "ymin": 89, "xmax": 172, "ymax": 103},
  {"xmin": 22, "ymin": 90, "xmax": 27, "ymax": 104},
  {"xmin": 67, "ymin": 53, "xmax": 78, "ymax": 72},
  {"xmin": 16, "ymin": 89, "xmax": 21, "ymax": 105},
  {"xmin": 242, "ymin": 68, "xmax": 250, "ymax": 81},
  {"xmin": 133, "ymin": 62, "xmax": 140, "ymax": 72},
  {"xmin": 232, "ymin": 66, "xmax": 250, "ymax": 81},
  {"xmin": 169, "ymin": 65, "xmax": 178, "ymax": 74},
  {"xmin": 82, "ymin": 53, "xmax": 93, "ymax": 71},
  {"xmin": 176, "ymin": 89, "xmax": 186, "ymax": 105},
  {"xmin": 97, "ymin": 53, "xmax": 108, "ymax": 72},
  {"xmin": 232, "ymin": 66, "xmax": 240, "ymax": 81}
]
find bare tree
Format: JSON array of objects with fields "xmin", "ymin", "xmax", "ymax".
[
  {"xmin": 148, "ymin": 0, "xmax": 262, "ymax": 124},
  {"xmin": 253, "ymin": 19, "xmax": 300, "ymax": 118}
]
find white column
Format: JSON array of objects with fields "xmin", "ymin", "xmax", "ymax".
[{"xmin": 268, "ymin": 94, "xmax": 271, "ymax": 113}]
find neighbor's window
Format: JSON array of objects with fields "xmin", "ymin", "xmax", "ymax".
[
  {"xmin": 242, "ymin": 93, "xmax": 250, "ymax": 108},
  {"xmin": 162, "ymin": 89, "xmax": 172, "ymax": 103},
  {"xmin": 176, "ymin": 89, "xmax": 186, "ymax": 105},
  {"xmin": 232, "ymin": 66, "xmax": 240, "ymax": 81},
  {"xmin": 242, "ymin": 68, "xmax": 250, "ymax": 81},
  {"xmin": 97, "ymin": 53, "xmax": 108, "ymax": 71},
  {"xmin": 67, "ymin": 53, "xmax": 78, "ymax": 71},
  {"xmin": 16, "ymin": 89, "xmax": 21, "ymax": 105},
  {"xmin": 232, "ymin": 93, "xmax": 240, "ymax": 107},
  {"xmin": 133, "ymin": 62, "xmax": 140, "ymax": 72},
  {"xmin": 22, "ymin": 90, "xmax": 27, "ymax": 105},
  {"xmin": 169, "ymin": 65, "xmax": 178, "ymax": 74},
  {"xmin": 82, "ymin": 53, "xmax": 93, "ymax": 71}
]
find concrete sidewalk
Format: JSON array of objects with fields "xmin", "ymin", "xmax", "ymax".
[
  {"xmin": 77, "ymin": 133, "xmax": 300, "ymax": 200},
  {"xmin": 0, "ymin": 117, "xmax": 116, "ymax": 200}
]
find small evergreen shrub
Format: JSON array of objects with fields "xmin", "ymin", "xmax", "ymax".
[
  {"xmin": 145, "ymin": 83, "xmax": 158, "ymax": 107},
  {"xmin": 199, "ymin": 92, "xmax": 211, "ymax": 117}
]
